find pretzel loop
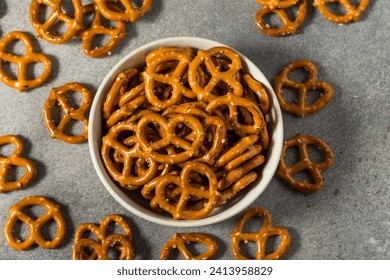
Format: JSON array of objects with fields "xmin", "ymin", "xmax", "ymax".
[
  {"xmin": 313, "ymin": 0, "xmax": 370, "ymax": 23},
  {"xmin": 95, "ymin": 0, "xmax": 153, "ymax": 22}
]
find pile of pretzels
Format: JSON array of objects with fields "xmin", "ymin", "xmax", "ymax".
[{"xmin": 101, "ymin": 46, "xmax": 271, "ymax": 220}]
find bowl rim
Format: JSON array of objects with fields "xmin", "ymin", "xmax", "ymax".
[{"xmin": 88, "ymin": 36, "xmax": 283, "ymax": 227}]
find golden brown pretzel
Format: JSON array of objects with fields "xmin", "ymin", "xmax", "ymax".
[
  {"xmin": 43, "ymin": 82, "xmax": 92, "ymax": 144},
  {"xmin": 274, "ymin": 59, "xmax": 334, "ymax": 117},
  {"xmin": 94, "ymin": 0, "xmax": 153, "ymax": 22},
  {"xmin": 4, "ymin": 196, "xmax": 66, "ymax": 250},
  {"xmin": 230, "ymin": 208, "xmax": 290, "ymax": 260},
  {"xmin": 242, "ymin": 73, "xmax": 269, "ymax": 114},
  {"xmin": 160, "ymin": 233, "xmax": 218, "ymax": 260},
  {"xmin": 29, "ymin": 0, "xmax": 83, "ymax": 44},
  {"xmin": 0, "ymin": 135, "xmax": 36, "ymax": 193},
  {"xmin": 254, "ymin": 0, "xmax": 307, "ymax": 37},
  {"xmin": 277, "ymin": 133, "xmax": 334, "ymax": 193},
  {"xmin": 0, "ymin": 31, "xmax": 51, "ymax": 92},
  {"xmin": 313, "ymin": 0, "xmax": 370, "ymax": 23},
  {"xmin": 73, "ymin": 214, "xmax": 134, "ymax": 260},
  {"xmin": 256, "ymin": 0, "xmax": 299, "ymax": 9}
]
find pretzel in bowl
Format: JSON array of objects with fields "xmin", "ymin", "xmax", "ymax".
[
  {"xmin": 94, "ymin": 0, "xmax": 153, "ymax": 22},
  {"xmin": 313, "ymin": 0, "xmax": 370, "ymax": 24},
  {"xmin": 4, "ymin": 196, "xmax": 66, "ymax": 250},
  {"xmin": 274, "ymin": 59, "xmax": 334, "ymax": 117},
  {"xmin": 230, "ymin": 207, "xmax": 290, "ymax": 260},
  {"xmin": 160, "ymin": 233, "xmax": 218, "ymax": 260},
  {"xmin": 43, "ymin": 82, "xmax": 92, "ymax": 144},
  {"xmin": 0, "ymin": 31, "xmax": 51, "ymax": 92},
  {"xmin": 277, "ymin": 133, "xmax": 334, "ymax": 193},
  {"xmin": 0, "ymin": 135, "xmax": 36, "ymax": 193}
]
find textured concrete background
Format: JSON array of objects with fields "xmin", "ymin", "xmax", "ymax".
[{"xmin": 0, "ymin": 0, "xmax": 389, "ymax": 260}]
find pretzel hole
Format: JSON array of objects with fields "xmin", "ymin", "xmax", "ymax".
[
  {"xmin": 130, "ymin": 0, "xmax": 146, "ymax": 9},
  {"xmin": 48, "ymin": 19, "xmax": 69, "ymax": 37},
  {"xmin": 60, "ymin": 0, "xmax": 76, "ymax": 18},
  {"xmin": 184, "ymin": 241, "xmax": 212, "ymax": 258},
  {"xmin": 323, "ymin": 1, "xmax": 350, "ymax": 16},
  {"xmin": 79, "ymin": 231, "xmax": 100, "ymax": 242},
  {"xmin": 145, "ymin": 123, "xmax": 163, "ymax": 144},
  {"xmin": 306, "ymin": 89, "xmax": 325, "ymax": 105},
  {"xmin": 287, "ymin": 67, "xmax": 310, "ymax": 83},
  {"xmin": 12, "ymin": 220, "xmax": 30, "ymax": 243},
  {"xmin": 36, "ymin": 4, "xmax": 52, "ymax": 24},
  {"xmin": 280, "ymin": 86, "xmax": 299, "ymax": 105},
  {"xmin": 153, "ymin": 84, "xmax": 173, "ymax": 102},
  {"xmin": 307, "ymin": 144, "xmax": 327, "ymax": 164},
  {"xmin": 40, "ymin": 219, "xmax": 59, "ymax": 241},
  {"xmin": 292, "ymin": 169, "xmax": 315, "ymax": 184},
  {"xmin": 65, "ymin": 90, "xmax": 85, "ymax": 109},
  {"xmin": 265, "ymin": 235, "xmax": 284, "ymax": 256},
  {"xmin": 262, "ymin": 12, "xmax": 286, "ymax": 29},
  {"xmin": 1, "ymin": 62, "xmax": 18, "ymax": 80},
  {"xmin": 210, "ymin": 55, "xmax": 233, "ymax": 73},
  {"xmin": 284, "ymin": 145, "xmax": 300, "ymax": 166},
  {"xmin": 22, "ymin": 205, "xmax": 47, "ymax": 220},
  {"xmin": 106, "ymin": 222, "xmax": 126, "ymax": 236},
  {"xmin": 0, "ymin": 143, "xmax": 15, "ymax": 157},
  {"xmin": 242, "ymin": 214, "xmax": 266, "ymax": 233},
  {"xmin": 4, "ymin": 165, "xmax": 27, "ymax": 183},
  {"xmin": 62, "ymin": 119, "xmax": 86, "ymax": 136},
  {"xmin": 239, "ymin": 239, "xmax": 257, "ymax": 259},
  {"xmin": 5, "ymin": 39, "xmax": 27, "ymax": 56},
  {"xmin": 165, "ymin": 246, "xmax": 185, "ymax": 260},
  {"xmin": 51, "ymin": 101, "xmax": 64, "ymax": 127},
  {"xmin": 212, "ymin": 81, "xmax": 232, "ymax": 96},
  {"xmin": 155, "ymin": 61, "xmax": 179, "ymax": 75},
  {"xmin": 107, "ymin": 246, "xmax": 122, "ymax": 260},
  {"xmin": 91, "ymin": 34, "xmax": 115, "ymax": 51},
  {"xmin": 237, "ymin": 107, "xmax": 255, "ymax": 126},
  {"xmin": 26, "ymin": 62, "xmax": 45, "ymax": 81}
]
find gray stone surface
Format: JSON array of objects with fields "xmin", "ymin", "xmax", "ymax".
[{"xmin": 0, "ymin": 0, "xmax": 389, "ymax": 260}]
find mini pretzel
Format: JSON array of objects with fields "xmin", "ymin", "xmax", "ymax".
[
  {"xmin": 43, "ymin": 82, "xmax": 92, "ymax": 144},
  {"xmin": 73, "ymin": 214, "xmax": 134, "ymax": 260},
  {"xmin": 255, "ymin": 0, "xmax": 307, "ymax": 37},
  {"xmin": 0, "ymin": 31, "xmax": 51, "ymax": 92},
  {"xmin": 4, "ymin": 196, "xmax": 66, "ymax": 250},
  {"xmin": 160, "ymin": 233, "xmax": 218, "ymax": 260},
  {"xmin": 78, "ymin": 2, "xmax": 126, "ymax": 58},
  {"xmin": 274, "ymin": 59, "xmax": 334, "ymax": 117},
  {"xmin": 256, "ymin": 0, "xmax": 299, "ymax": 9},
  {"xmin": 95, "ymin": 0, "xmax": 153, "ymax": 22},
  {"xmin": 0, "ymin": 135, "xmax": 36, "ymax": 193},
  {"xmin": 230, "ymin": 208, "xmax": 290, "ymax": 260},
  {"xmin": 313, "ymin": 0, "xmax": 370, "ymax": 24},
  {"xmin": 278, "ymin": 133, "xmax": 334, "ymax": 193},
  {"xmin": 29, "ymin": 0, "xmax": 83, "ymax": 44}
]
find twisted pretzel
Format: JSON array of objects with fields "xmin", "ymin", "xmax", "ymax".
[
  {"xmin": 230, "ymin": 208, "xmax": 290, "ymax": 260},
  {"xmin": 43, "ymin": 82, "xmax": 92, "ymax": 144},
  {"xmin": 73, "ymin": 214, "xmax": 134, "ymax": 260},
  {"xmin": 94, "ymin": 0, "xmax": 153, "ymax": 22},
  {"xmin": 0, "ymin": 135, "xmax": 36, "ymax": 193},
  {"xmin": 313, "ymin": 0, "xmax": 370, "ymax": 23},
  {"xmin": 0, "ymin": 31, "xmax": 51, "ymax": 92},
  {"xmin": 277, "ymin": 133, "xmax": 334, "ymax": 193},
  {"xmin": 160, "ymin": 233, "xmax": 218, "ymax": 260},
  {"xmin": 274, "ymin": 59, "xmax": 334, "ymax": 117},
  {"xmin": 4, "ymin": 196, "xmax": 66, "ymax": 250},
  {"xmin": 29, "ymin": 0, "xmax": 83, "ymax": 44},
  {"xmin": 255, "ymin": 0, "xmax": 307, "ymax": 37}
]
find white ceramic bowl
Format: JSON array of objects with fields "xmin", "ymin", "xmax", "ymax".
[{"xmin": 88, "ymin": 36, "xmax": 283, "ymax": 227}]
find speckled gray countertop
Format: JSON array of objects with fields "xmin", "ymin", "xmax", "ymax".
[{"xmin": 0, "ymin": 0, "xmax": 389, "ymax": 260}]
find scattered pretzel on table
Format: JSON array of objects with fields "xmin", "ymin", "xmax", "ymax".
[
  {"xmin": 94, "ymin": 0, "xmax": 153, "ymax": 23},
  {"xmin": 0, "ymin": 31, "xmax": 51, "ymax": 92},
  {"xmin": 4, "ymin": 196, "xmax": 66, "ymax": 250},
  {"xmin": 0, "ymin": 135, "xmax": 36, "ymax": 193},
  {"xmin": 230, "ymin": 207, "xmax": 290, "ymax": 260},
  {"xmin": 313, "ymin": 0, "xmax": 370, "ymax": 24}
]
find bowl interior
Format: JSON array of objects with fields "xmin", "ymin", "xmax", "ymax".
[{"xmin": 88, "ymin": 37, "xmax": 283, "ymax": 227}]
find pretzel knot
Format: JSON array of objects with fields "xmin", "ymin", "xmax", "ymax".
[
  {"xmin": 73, "ymin": 214, "xmax": 134, "ymax": 260},
  {"xmin": 29, "ymin": 0, "xmax": 83, "ymax": 44},
  {"xmin": 230, "ymin": 208, "xmax": 290, "ymax": 260},
  {"xmin": 4, "ymin": 196, "xmax": 66, "ymax": 250},
  {"xmin": 188, "ymin": 47, "xmax": 243, "ymax": 102},
  {"xmin": 0, "ymin": 31, "xmax": 51, "ymax": 92},
  {"xmin": 0, "ymin": 135, "xmax": 36, "ymax": 193},
  {"xmin": 43, "ymin": 82, "xmax": 92, "ymax": 144},
  {"xmin": 313, "ymin": 0, "xmax": 370, "ymax": 24},
  {"xmin": 274, "ymin": 59, "xmax": 334, "ymax": 117},
  {"xmin": 160, "ymin": 233, "xmax": 218, "ymax": 260},
  {"xmin": 277, "ymin": 133, "xmax": 334, "ymax": 193},
  {"xmin": 95, "ymin": 0, "xmax": 153, "ymax": 22},
  {"xmin": 255, "ymin": 0, "xmax": 308, "ymax": 37}
]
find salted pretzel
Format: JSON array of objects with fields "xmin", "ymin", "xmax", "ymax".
[
  {"xmin": 230, "ymin": 208, "xmax": 290, "ymax": 260},
  {"xmin": 313, "ymin": 0, "xmax": 370, "ymax": 24},
  {"xmin": 255, "ymin": 0, "xmax": 308, "ymax": 37},
  {"xmin": 29, "ymin": 0, "xmax": 83, "ymax": 44},
  {"xmin": 274, "ymin": 59, "xmax": 334, "ymax": 117},
  {"xmin": 277, "ymin": 133, "xmax": 334, "ymax": 193},
  {"xmin": 94, "ymin": 0, "xmax": 153, "ymax": 22},
  {"xmin": 256, "ymin": 0, "xmax": 299, "ymax": 9},
  {"xmin": 73, "ymin": 214, "xmax": 134, "ymax": 260},
  {"xmin": 43, "ymin": 82, "xmax": 92, "ymax": 144},
  {"xmin": 4, "ymin": 196, "xmax": 66, "ymax": 250},
  {"xmin": 0, "ymin": 135, "xmax": 36, "ymax": 193},
  {"xmin": 0, "ymin": 31, "xmax": 51, "ymax": 92},
  {"xmin": 160, "ymin": 233, "xmax": 218, "ymax": 260},
  {"xmin": 78, "ymin": 2, "xmax": 126, "ymax": 58},
  {"xmin": 242, "ymin": 74, "xmax": 269, "ymax": 114}
]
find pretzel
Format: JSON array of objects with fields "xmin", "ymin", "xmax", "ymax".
[
  {"xmin": 29, "ymin": 0, "xmax": 83, "ymax": 44},
  {"xmin": 274, "ymin": 59, "xmax": 334, "ymax": 117},
  {"xmin": 242, "ymin": 74, "xmax": 269, "ymax": 114},
  {"xmin": 43, "ymin": 82, "xmax": 92, "ymax": 144},
  {"xmin": 230, "ymin": 208, "xmax": 290, "ymax": 260},
  {"xmin": 78, "ymin": 2, "xmax": 126, "ymax": 58},
  {"xmin": 256, "ymin": 0, "xmax": 299, "ymax": 9},
  {"xmin": 277, "ymin": 133, "xmax": 334, "ymax": 193},
  {"xmin": 254, "ymin": 0, "xmax": 308, "ymax": 37},
  {"xmin": 4, "ymin": 196, "xmax": 66, "ymax": 250},
  {"xmin": 313, "ymin": 0, "xmax": 370, "ymax": 24},
  {"xmin": 0, "ymin": 31, "xmax": 51, "ymax": 92},
  {"xmin": 0, "ymin": 135, "xmax": 36, "ymax": 193},
  {"xmin": 73, "ymin": 214, "xmax": 134, "ymax": 260},
  {"xmin": 160, "ymin": 233, "xmax": 218, "ymax": 260},
  {"xmin": 94, "ymin": 0, "xmax": 153, "ymax": 22}
]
